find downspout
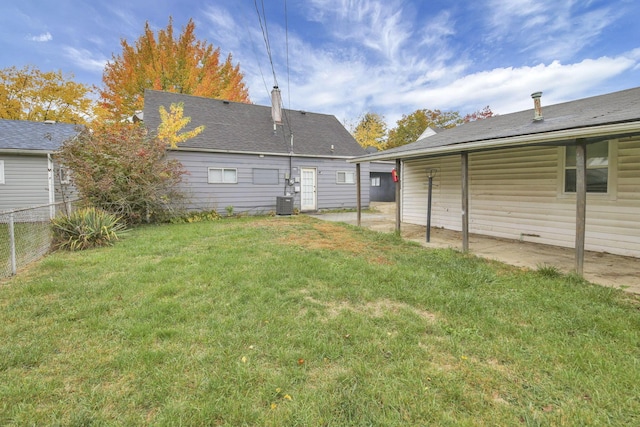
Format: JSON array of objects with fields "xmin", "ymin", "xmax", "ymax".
[
  {"xmin": 288, "ymin": 133, "xmax": 294, "ymax": 196},
  {"xmin": 47, "ymin": 153, "xmax": 55, "ymax": 219}
]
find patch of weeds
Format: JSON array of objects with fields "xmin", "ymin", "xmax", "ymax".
[
  {"xmin": 170, "ymin": 209, "xmax": 222, "ymax": 223},
  {"xmin": 536, "ymin": 264, "xmax": 562, "ymax": 278}
]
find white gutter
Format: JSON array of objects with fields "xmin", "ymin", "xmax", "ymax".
[
  {"xmin": 349, "ymin": 120, "xmax": 640, "ymax": 162},
  {"xmin": 0, "ymin": 149, "xmax": 55, "ymax": 155},
  {"xmin": 171, "ymin": 146, "xmax": 356, "ymax": 160}
]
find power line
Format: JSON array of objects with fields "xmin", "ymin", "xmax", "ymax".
[
  {"xmin": 284, "ymin": 0, "xmax": 291, "ymax": 111},
  {"xmin": 254, "ymin": 0, "xmax": 294, "ymax": 140},
  {"xmin": 241, "ymin": 4, "xmax": 270, "ymax": 97},
  {"xmin": 254, "ymin": 0, "xmax": 278, "ymax": 87}
]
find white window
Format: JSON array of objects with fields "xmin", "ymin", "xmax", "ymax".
[
  {"xmin": 336, "ymin": 171, "xmax": 355, "ymax": 184},
  {"xmin": 371, "ymin": 176, "xmax": 381, "ymax": 187},
  {"xmin": 564, "ymin": 141, "xmax": 608, "ymax": 193},
  {"xmin": 0, "ymin": 160, "xmax": 4, "ymax": 184},
  {"xmin": 58, "ymin": 166, "xmax": 71, "ymax": 185},
  {"xmin": 208, "ymin": 168, "xmax": 237, "ymax": 184}
]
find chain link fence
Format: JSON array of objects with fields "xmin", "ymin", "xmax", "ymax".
[{"xmin": 0, "ymin": 200, "xmax": 80, "ymax": 279}]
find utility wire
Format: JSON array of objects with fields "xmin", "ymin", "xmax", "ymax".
[
  {"xmin": 254, "ymin": 0, "xmax": 278, "ymax": 87},
  {"xmin": 241, "ymin": 4, "xmax": 270, "ymax": 97},
  {"xmin": 285, "ymin": 0, "xmax": 291, "ymax": 111},
  {"xmin": 254, "ymin": 0, "xmax": 294, "ymax": 142}
]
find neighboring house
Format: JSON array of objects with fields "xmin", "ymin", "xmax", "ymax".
[
  {"xmin": 142, "ymin": 89, "xmax": 369, "ymax": 214},
  {"xmin": 351, "ymin": 87, "xmax": 640, "ymax": 262},
  {"xmin": 0, "ymin": 119, "xmax": 80, "ymax": 215},
  {"xmin": 364, "ymin": 148, "xmax": 395, "ymax": 202}
]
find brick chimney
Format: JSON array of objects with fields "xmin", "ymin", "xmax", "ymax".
[{"xmin": 531, "ymin": 91, "xmax": 543, "ymax": 121}]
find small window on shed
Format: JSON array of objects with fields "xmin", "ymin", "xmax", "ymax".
[
  {"xmin": 253, "ymin": 168, "xmax": 279, "ymax": 185},
  {"xmin": 371, "ymin": 176, "xmax": 381, "ymax": 187},
  {"xmin": 208, "ymin": 168, "xmax": 237, "ymax": 184},
  {"xmin": 337, "ymin": 171, "xmax": 355, "ymax": 184},
  {"xmin": 0, "ymin": 160, "xmax": 4, "ymax": 184}
]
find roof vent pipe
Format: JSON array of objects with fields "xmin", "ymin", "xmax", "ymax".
[
  {"xmin": 271, "ymin": 86, "xmax": 282, "ymax": 125},
  {"xmin": 531, "ymin": 91, "xmax": 543, "ymax": 121}
]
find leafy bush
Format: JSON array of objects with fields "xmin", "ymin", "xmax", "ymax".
[
  {"xmin": 51, "ymin": 207, "xmax": 128, "ymax": 251},
  {"xmin": 56, "ymin": 124, "xmax": 187, "ymax": 224}
]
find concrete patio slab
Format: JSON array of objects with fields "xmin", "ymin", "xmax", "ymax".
[{"xmin": 308, "ymin": 203, "xmax": 640, "ymax": 294}]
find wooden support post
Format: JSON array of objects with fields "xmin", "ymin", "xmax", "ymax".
[
  {"xmin": 395, "ymin": 159, "xmax": 401, "ymax": 234},
  {"xmin": 461, "ymin": 152, "xmax": 469, "ymax": 252},
  {"xmin": 575, "ymin": 140, "xmax": 587, "ymax": 276},
  {"xmin": 426, "ymin": 173, "xmax": 433, "ymax": 243},
  {"xmin": 356, "ymin": 163, "xmax": 362, "ymax": 227}
]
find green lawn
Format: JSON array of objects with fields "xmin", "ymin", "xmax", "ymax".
[{"xmin": 1, "ymin": 216, "xmax": 638, "ymax": 426}]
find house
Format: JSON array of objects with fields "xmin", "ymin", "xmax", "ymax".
[
  {"xmin": 363, "ymin": 148, "xmax": 395, "ymax": 202},
  {"xmin": 351, "ymin": 87, "xmax": 640, "ymax": 270},
  {"xmin": 142, "ymin": 89, "xmax": 369, "ymax": 214},
  {"xmin": 0, "ymin": 119, "xmax": 80, "ymax": 216}
]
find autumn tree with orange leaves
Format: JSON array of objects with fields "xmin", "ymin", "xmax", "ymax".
[{"xmin": 99, "ymin": 17, "xmax": 250, "ymax": 121}]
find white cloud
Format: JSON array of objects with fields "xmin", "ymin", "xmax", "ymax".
[
  {"xmin": 484, "ymin": 0, "xmax": 621, "ymax": 61},
  {"xmin": 225, "ymin": 2, "xmax": 638, "ymax": 128},
  {"xmin": 202, "ymin": 4, "xmax": 240, "ymax": 51},
  {"xmin": 305, "ymin": 0, "xmax": 411, "ymax": 61},
  {"xmin": 63, "ymin": 47, "xmax": 109, "ymax": 72},
  {"xmin": 381, "ymin": 54, "xmax": 638, "ymax": 120},
  {"xmin": 28, "ymin": 32, "xmax": 52, "ymax": 42}
]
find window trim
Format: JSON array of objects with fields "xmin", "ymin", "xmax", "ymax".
[
  {"xmin": 558, "ymin": 140, "xmax": 617, "ymax": 199},
  {"xmin": 0, "ymin": 160, "xmax": 4, "ymax": 184},
  {"xmin": 208, "ymin": 167, "xmax": 238, "ymax": 184},
  {"xmin": 336, "ymin": 170, "xmax": 356, "ymax": 184}
]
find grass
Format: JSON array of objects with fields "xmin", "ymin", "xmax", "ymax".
[{"xmin": 0, "ymin": 216, "xmax": 639, "ymax": 426}]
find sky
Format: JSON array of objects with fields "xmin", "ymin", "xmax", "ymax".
[{"xmin": 1, "ymin": 0, "xmax": 639, "ymax": 128}]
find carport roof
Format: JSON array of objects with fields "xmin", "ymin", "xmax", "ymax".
[{"xmin": 351, "ymin": 86, "xmax": 640, "ymax": 162}]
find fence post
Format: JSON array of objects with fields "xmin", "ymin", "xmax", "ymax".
[{"xmin": 9, "ymin": 213, "xmax": 16, "ymax": 275}]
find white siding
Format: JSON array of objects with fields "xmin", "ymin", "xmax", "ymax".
[{"xmin": 402, "ymin": 138, "xmax": 640, "ymax": 257}]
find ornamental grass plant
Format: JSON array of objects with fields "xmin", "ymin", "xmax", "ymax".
[{"xmin": 51, "ymin": 207, "xmax": 128, "ymax": 251}]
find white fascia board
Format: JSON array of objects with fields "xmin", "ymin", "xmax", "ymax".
[
  {"xmin": 349, "ymin": 121, "xmax": 640, "ymax": 163},
  {"xmin": 170, "ymin": 147, "xmax": 356, "ymax": 160},
  {"xmin": 0, "ymin": 149, "xmax": 52, "ymax": 155}
]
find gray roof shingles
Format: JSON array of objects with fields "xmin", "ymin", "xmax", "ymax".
[
  {"xmin": 0, "ymin": 119, "xmax": 81, "ymax": 151},
  {"xmin": 362, "ymin": 86, "xmax": 640, "ymax": 159},
  {"xmin": 142, "ymin": 90, "xmax": 366, "ymax": 157}
]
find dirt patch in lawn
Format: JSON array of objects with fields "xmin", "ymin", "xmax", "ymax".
[
  {"xmin": 301, "ymin": 291, "xmax": 436, "ymax": 323},
  {"xmin": 275, "ymin": 220, "xmax": 395, "ymax": 265}
]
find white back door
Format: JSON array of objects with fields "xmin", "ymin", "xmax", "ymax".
[{"xmin": 300, "ymin": 168, "xmax": 317, "ymax": 211}]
